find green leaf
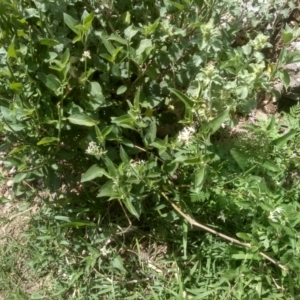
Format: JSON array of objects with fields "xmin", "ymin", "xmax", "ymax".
[
  {"xmin": 68, "ymin": 113, "xmax": 99, "ymax": 126},
  {"xmin": 259, "ymin": 160, "xmax": 280, "ymax": 172},
  {"xmin": 232, "ymin": 253, "xmax": 254, "ymax": 260},
  {"xmin": 104, "ymin": 157, "xmax": 118, "ymax": 178},
  {"xmin": 282, "ymin": 27, "xmax": 293, "ymax": 44},
  {"xmin": 144, "ymin": 118, "xmax": 157, "ymax": 144},
  {"xmin": 109, "ymin": 33, "xmax": 128, "ymax": 45},
  {"xmin": 124, "ymin": 24, "xmax": 138, "ymax": 40},
  {"xmin": 61, "ymin": 48, "xmax": 70, "ymax": 66},
  {"xmin": 277, "ymin": 69, "xmax": 290, "ymax": 90},
  {"xmin": 37, "ymin": 72, "xmax": 61, "ymax": 95},
  {"xmin": 166, "ymin": 0, "xmax": 185, "ymax": 10},
  {"xmin": 271, "ymin": 130, "xmax": 296, "ymax": 148},
  {"xmin": 123, "ymin": 197, "xmax": 140, "ymax": 219},
  {"xmin": 266, "ymin": 115, "xmax": 275, "ymax": 131},
  {"xmin": 37, "ymin": 137, "xmax": 58, "ymax": 145},
  {"xmin": 286, "ymin": 51, "xmax": 300, "ymax": 64},
  {"xmin": 169, "ymin": 88, "xmax": 193, "ymax": 109},
  {"xmin": 9, "ymin": 82, "xmax": 23, "ymax": 93},
  {"xmin": 116, "ymin": 85, "xmax": 127, "ymax": 95},
  {"xmin": 236, "ymin": 233, "xmax": 251, "ymax": 241},
  {"xmin": 7, "ymin": 37, "xmax": 17, "ymax": 58},
  {"xmin": 194, "ymin": 168, "xmax": 205, "ymax": 188},
  {"xmin": 97, "ymin": 181, "xmax": 114, "ymax": 197},
  {"xmin": 230, "ymin": 149, "xmax": 248, "ymax": 170},
  {"xmin": 13, "ymin": 173, "xmax": 27, "ymax": 183},
  {"xmin": 39, "ymin": 38, "xmax": 60, "ymax": 46},
  {"xmin": 54, "ymin": 216, "xmax": 96, "ymax": 227},
  {"xmin": 120, "ymin": 146, "xmax": 130, "ymax": 164},
  {"xmin": 81, "ymin": 164, "xmax": 103, "ymax": 182},
  {"xmin": 113, "ymin": 255, "xmax": 127, "ymax": 273},
  {"xmin": 99, "ymin": 33, "xmax": 115, "ymax": 56},
  {"xmin": 209, "ymin": 109, "xmax": 229, "ymax": 134},
  {"xmin": 83, "ymin": 11, "xmax": 94, "ymax": 26},
  {"xmin": 134, "ymin": 88, "xmax": 140, "ymax": 109},
  {"xmin": 112, "ymin": 114, "xmax": 135, "ymax": 129},
  {"xmin": 63, "ymin": 13, "xmax": 80, "ymax": 35},
  {"xmin": 136, "ymin": 39, "xmax": 152, "ymax": 56},
  {"xmin": 88, "ymin": 81, "xmax": 105, "ymax": 102}
]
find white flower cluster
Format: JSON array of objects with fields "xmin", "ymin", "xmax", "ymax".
[
  {"xmin": 217, "ymin": 210, "xmax": 226, "ymax": 222},
  {"xmin": 130, "ymin": 159, "xmax": 145, "ymax": 168},
  {"xmin": 80, "ymin": 50, "xmax": 91, "ymax": 62},
  {"xmin": 86, "ymin": 141, "xmax": 106, "ymax": 156},
  {"xmin": 269, "ymin": 207, "xmax": 283, "ymax": 223},
  {"xmin": 178, "ymin": 126, "xmax": 195, "ymax": 144}
]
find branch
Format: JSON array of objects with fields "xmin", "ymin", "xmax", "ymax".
[{"xmin": 161, "ymin": 192, "xmax": 288, "ymax": 272}]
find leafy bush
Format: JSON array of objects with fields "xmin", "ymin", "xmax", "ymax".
[{"xmin": 1, "ymin": 0, "xmax": 300, "ymax": 298}]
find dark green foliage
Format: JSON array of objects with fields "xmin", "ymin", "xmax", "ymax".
[{"xmin": 1, "ymin": 0, "xmax": 300, "ymax": 298}]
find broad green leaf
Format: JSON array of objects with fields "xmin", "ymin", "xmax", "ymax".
[
  {"xmin": 68, "ymin": 113, "xmax": 99, "ymax": 126},
  {"xmin": 37, "ymin": 137, "xmax": 58, "ymax": 145},
  {"xmin": 97, "ymin": 181, "xmax": 114, "ymax": 197},
  {"xmin": 259, "ymin": 160, "xmax": 280, "ymax": 172},
  {"xmin": 124, "ymin": 24, "xmax": 138, "ymax": 40},
  {"xmin": 61, "ymin": 48, "xmax": 70, "ymax": 66},
  {"xmin": 109, "ymin": 33, "xmax": 128, "ymax": 45},
  {"xmin": 99, "ymin": 33, "xmax": 115, "ymax": 56},
  {"xmin": 117, "ymin": 85, "xmax": 127, "ymax": 95},
  {"xmin": 194, "ymin": 168, "xmax": 205, "ymax": 188},
  {"xmin": 13, "ymin": 173, "xmax": 27, "ymax": 183},
  {"xmin": 9, "ymin": 82, "xmax": 22, "ymax": 93},
  {"xmin": 136, "ymin": 39, "xmax": 152, "ymax": 56},
  {"xmin": 282, "ymin": 28, "xmax": 293, "ymax": 44},
  {"xmin": 113, "ymin": 255, "xmax": 127, "ymax": 272},
  {"xmin": 209, "ymin": 109, "xmax": 229, "ymax": 134},
  {"xmin": 236, "ymin": 233, "xmax": 251, "ymax": 241},
  {"xmin": 112, "ymin": 114, "xmax": 135, "ymax": 129},
  {"xmin": 88, "ymin": 81, "xmax": 105, "ymax": 102},
  {"xmin": 143, "ymin": 19, "xmax": 159, "ymax": 37},
  {"xmin": 134, "ymin": 88, "xmax": 140, "ymax": 109},
  {"xmin": 120, "ymin": 146, "xmax": 130, "ymax": 163},
  {"xmin": 144, "ymin": 118, "xmax": 157, "ymax": 144},
  {"xmin": 81, "ymin": 164, "xmax": 103, "ymax": 182},
  {"xmin": 271, "ymin": 130, "xmax": 296, "ymax": 148},
  {"xmin": 7, "ymin": 38, "xmax": 17, "ymax": 58},
  {"xmin": 286, "ymin": 51, "xmax": 300, "ymax": 64},
  {"xmin": 123, "ymin": 197, "xmax": 140, "ymax": 219},
  {"xmin": 39, "ymin": 38, "xmax": 60, "ymax": 46},
  {"xmin": 169, "ymin": 88, "xmax": 193, "ymax": 109},
  {"xmin": 104, "ymin": 157, "xmax": 118, "ymax": 178},
  {"xmin": 166, "ymin": 0, "xmax": 185, "ymax": 10},
  {"xmin": 83, "ymin": 11, "xmax": 94, "ymax": 26},
  {"xmin": 63, "ymin": 13, "xmax": 80, "ymax": 35},
  {"xmin": 37, "ymin": 72, "xmax": 61, "ymax": 94},
  {"xmin": 230, "ymin": 149, "xmax": 248, "ymax": 170}
]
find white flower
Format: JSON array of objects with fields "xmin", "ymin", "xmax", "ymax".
[
  {"xmin": 86, "ymin": 141, "xmax": 106, "ymax": 156},
  {"xmin": 178, "ymin": 126, "xmax": 195, "ymax": 144},
  {"xmin": 95, "ymin": 8, "xmax": 100, "ymax": 13},
  {"xmin": 80, "ymin": 50, "xmax": 91, "ymax": 61},
  {"xmin": 269, "ymin": 207, "xmax": 284, "ymax": 223},
  {"xmin": 130, "ymin": 159, "xmax": 145, "ymax": 168},
  {"xmin": 100, "ymin": 245, "xmax": 110, "ymax": 256},
  {"xmin": 217, "ymin": 210, "xmax": 226, "ymax": 222}
]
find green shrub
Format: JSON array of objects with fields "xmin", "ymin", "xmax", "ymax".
[{"xmin": 1, "ymin": 0, "xmax": 300, "ymax": 298}]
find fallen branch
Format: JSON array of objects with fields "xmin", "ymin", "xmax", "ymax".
[{"xmin": 161, "ymin": 192, "xmax": 288, "ymax": 272}]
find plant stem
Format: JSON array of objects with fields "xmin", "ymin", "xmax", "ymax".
[{"xmin": 161, "ymin": 191, "xmax": 288, "ymax": 272}]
